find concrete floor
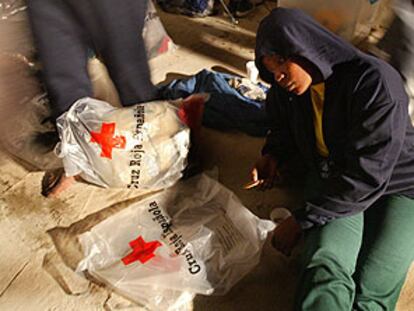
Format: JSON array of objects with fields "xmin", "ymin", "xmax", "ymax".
[{"xmin": 1, "ymin": 2, "xmax": 414, "ymax": 310}]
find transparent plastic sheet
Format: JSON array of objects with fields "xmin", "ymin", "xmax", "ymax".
[
  {"xmin": 394, "ymin": 0, "xmax": 414, "ymax": 29},
  {"xmin": 1, "ymin": 93, "xmax": 62, "ymax": 170},
  {"xmin": 0, "ymin": 0, "xmax": 26, "ymax": 20},
  {"xmin": 0, "ymin": 0, "xmax": 175, "ymax": 170},
  {"xmin": 0, "ymin": 1, "xmax": 60, "ymax": 169},
  {"xmin": 76, "ymin": 173, "xmax": 275, "ymax": 310},
  {"xmin": 0, "ymin": 54, "xmax": 62, "ymax": 170},
  {"xmin": 392, "ymin": 0, "xmax": 414, "ymax": 81},
  {"xmin": 0, "ymin": 3, "xmax": 33, "ymax": 59},
  {"xmin": 56, "ymin": 97, "xmax": 191, "ymax": 189},
  {"xmin": 88, "ymin": 57, "xmax": 122, "ymax": 108},
  {"xmin": 144, "ymin": 0, "xmax": 177, "ymax": 60},
  {"xmin": 393, "ymin": 0, "xmax": 414, "ymax": 120},
  {"xmin": 0, "ymin": 53, "xmax": 121, "ymax": 171},
  {"xmin": 374, "ymin": 0, "xmax": 414, "ymax": 121}
]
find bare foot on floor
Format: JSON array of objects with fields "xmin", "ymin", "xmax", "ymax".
[{"xmin": 41, "ymin": 168, "xmax": 77, "ymax": 198}]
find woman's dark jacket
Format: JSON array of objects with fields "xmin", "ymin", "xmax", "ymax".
[{"xmin": 255, "ymin": 8, "xmax": 414, "ymax": 229}]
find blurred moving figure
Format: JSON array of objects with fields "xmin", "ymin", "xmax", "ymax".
[
  {"xmin": 27, "ymin": 0, "xmax": 158, "ymax": 120},
  {"xmin": 27, "ymin": 0, "xmax": 159, "ymax": 196}
]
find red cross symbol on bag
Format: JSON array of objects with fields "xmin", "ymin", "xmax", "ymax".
[
  {"xmin": 90, "ymin": 122, "xmax": 126, "ymax": 159},
  {"xmin": 121, "ymin": 235, "xmax": 162, "ymax": 265}
]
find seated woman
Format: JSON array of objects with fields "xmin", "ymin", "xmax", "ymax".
[{"xmin": 251, "ymin": 7, "xmax": 414, "ymax": 310}]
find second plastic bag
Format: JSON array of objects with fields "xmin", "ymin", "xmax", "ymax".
[
  {"xmin": 56, "ymin": 97, "xmax": 191, "ymax": 189},
  {"xmin": 77, "ymin": 173, "xmax": 275, "ymax": 310}
]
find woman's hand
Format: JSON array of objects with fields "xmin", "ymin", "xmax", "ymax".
[
  {"xmin": 249, "ymin": 154, "xmax": 280, "ymax": 190},
  {"xmin": 272, "ymin": 216, "xmax": 302, "ymax": 256}
]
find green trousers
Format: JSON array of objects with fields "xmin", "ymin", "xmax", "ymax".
[{"xmin": 296, "ymin": 180, "xmax": 414, "ymax": 310}]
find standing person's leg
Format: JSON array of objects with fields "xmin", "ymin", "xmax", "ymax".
[
  {"xmin": 353, "ymin": 195, "xmax": 414, "ymax": 311},
  {"xmin": 65, "ymin": 0, "xmax": 158, "ymax": 105},
  {"xmin": 27, "ymin": 0, "xmax": 92, "ymax": 118}
]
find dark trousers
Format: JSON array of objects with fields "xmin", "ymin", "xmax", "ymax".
[
  {"xmin": 296, "ymin": 173, "xmax": 414, "ymax": 310},
  {"xmin": 28, "ymin": 0, "xmax": 158, "ymax": 118}
]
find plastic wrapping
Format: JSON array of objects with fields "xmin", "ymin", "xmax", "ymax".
[
  {"xmin": 0, "ymin": 93, "xmax": 63, "ymax": 170},
  {"xmin": 88, "ymin": 57, "xmax": 122, "ymax": 108},
  {"xmin": 388, "ymin": 0, "xmax": 414, "ymax": 82},
  {"xmin": 0, "ymin": 54, "xmax": 62, "ymax": 170},
  {"xmin": 77, "ymin": 173, "xmax": 275, "ymax": 310},
  {"xmin": 56, "ymin": 97, "xmax": 191, "ymax": 189},
  {"xmin": 393, "ymin": 0, "xmax": 414, "ymax": 120},
  {"xmin": 375, "ymin": 0, "xmax": 414, "ymax": 121},
  {"xmin": 0, "ymin": 1, "xmax": 62, "ymax": 169},
  {"xmin": 0, "ymin": 0, "xmax": 26, "ymax": 20},
  {"xmin": 0, "ymin": 2, "xmax": 33, "ymax": 59},
  {"xmin": 144, "ymin": 0, "xmax": 177, "ymax": 59},
  {"xmin": 394, "ymin": 0, "xmax": 414, "ymax": 27},
  {"xmin": 0, "ymin": 0, "xmax": 175, "ymax": 170},
  {"xmin": 0, "ymin": 55, "xmax": 120, "ymax": 171}
]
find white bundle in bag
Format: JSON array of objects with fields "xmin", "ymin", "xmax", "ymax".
[
  {"xmin": 56, "ymin": 97, "xmax": 191, "ymax": 189},
  {"xmin": 77, "ymin": 174, "xmax": 275, "ymax": 310}
]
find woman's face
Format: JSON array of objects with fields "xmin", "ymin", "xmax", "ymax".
[{"xmin": 262, "ymin": 54, "xmax": 313, "ymax": 95}]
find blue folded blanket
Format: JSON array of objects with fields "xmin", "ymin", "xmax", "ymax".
[{"xmin": 158, "ymin": 69, "xmax": 271, "ymax": 136}]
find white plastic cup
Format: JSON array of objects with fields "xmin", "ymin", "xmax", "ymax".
[{"xmin": 246, "ymin": 60, "xmax": 259, "ymax": 84}]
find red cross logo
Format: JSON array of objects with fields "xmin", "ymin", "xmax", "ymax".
[
  {"xmin": 121, "ymin": 236, "xmax": 162, "ymax": 265},
  {"xmin": 90, "ymin": 122, "xmax": 126, "ymax": 159}
]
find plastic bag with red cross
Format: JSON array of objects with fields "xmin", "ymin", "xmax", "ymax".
[
  {"xmin": 55, "ymin": 96, "xmax": 204, "ymax": 189},
  {"xmin": 76, "ymin": 173, "xmax": 275, "ymax": 310}
]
